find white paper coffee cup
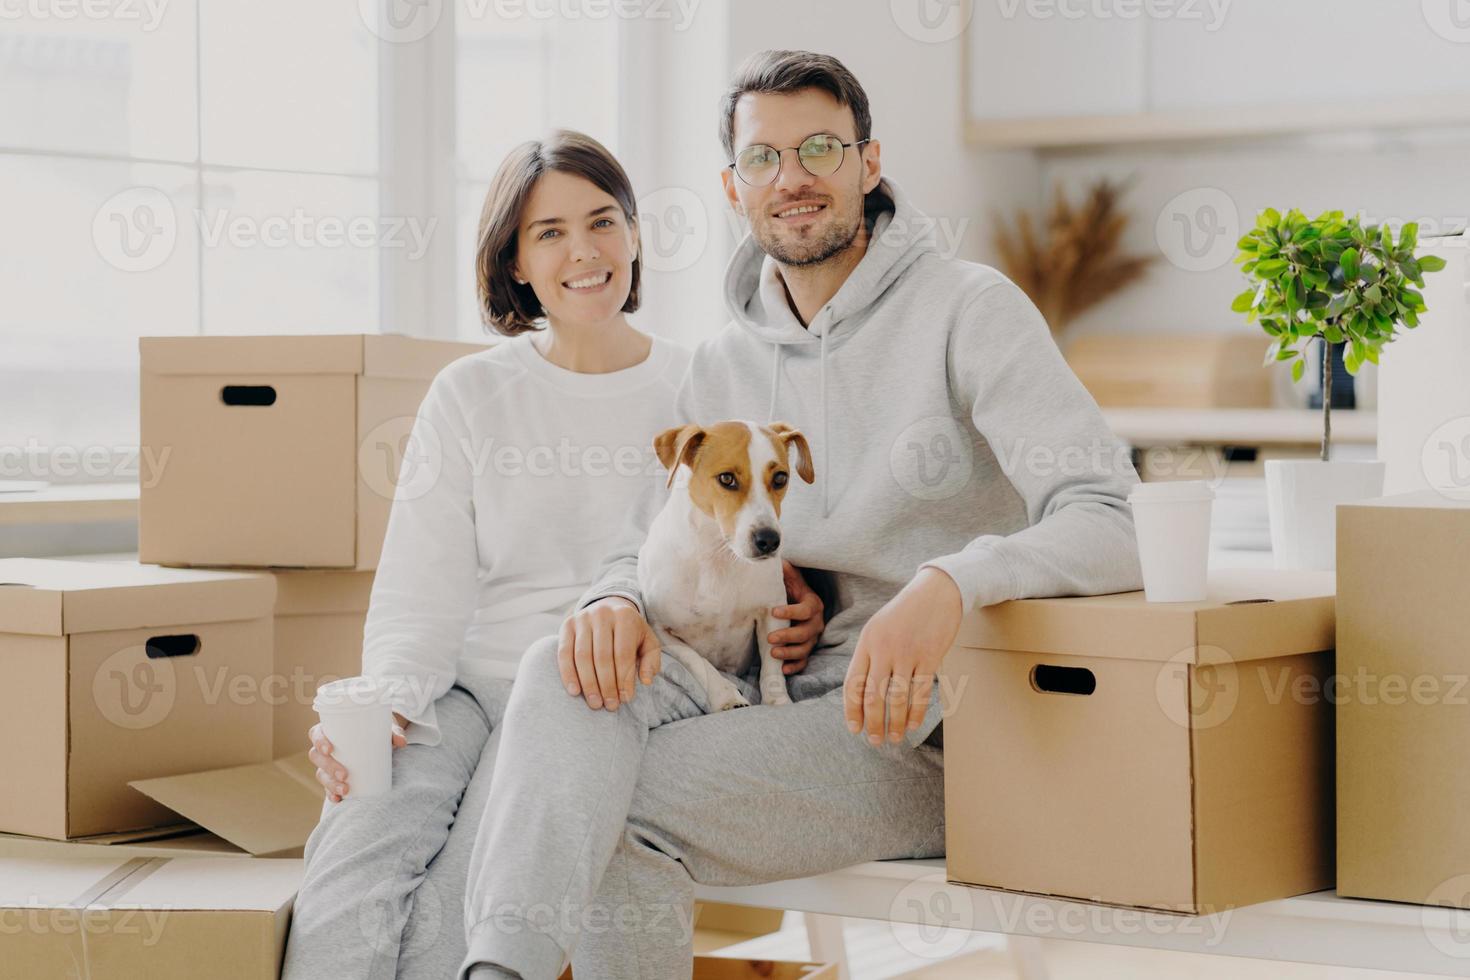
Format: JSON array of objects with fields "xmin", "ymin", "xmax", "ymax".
[
  {"xmin": 1127, "ymin": 480, "xmax": 1214, "ymax": 603},
  {"xmin": 313, "ymin": 676, "xmax": 394, "ymax": 800}
]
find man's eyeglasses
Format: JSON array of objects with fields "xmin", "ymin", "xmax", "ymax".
[{"xmin": 728, "ymin": 134, "xmax": 872, "ymax": 186}]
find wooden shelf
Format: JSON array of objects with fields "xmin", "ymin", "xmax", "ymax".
[
  {"xmin": 966, "ymin": 95, "xmax": 1470, "ymax": 150},
  {"xmin": 1103, "ymin": 408, "xmax": 1376, "ymax": 447},
  {"xmin": 0, "ymin": 482, "xmax": 139, "ymax": 527}
]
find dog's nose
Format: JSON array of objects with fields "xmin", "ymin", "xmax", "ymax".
[{"xmin": 752, "ymin": 528, "xmax": 781, "ymax": 555}]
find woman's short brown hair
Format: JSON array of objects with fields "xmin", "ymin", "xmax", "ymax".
[{"xmin": 474, "ymin": 130, "xmax": 642, "ymax": 336}]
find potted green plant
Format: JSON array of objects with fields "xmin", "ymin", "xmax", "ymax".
[{"xmin": 1232, "ymin": 208, "xmax": 1446, "ymax": 570}]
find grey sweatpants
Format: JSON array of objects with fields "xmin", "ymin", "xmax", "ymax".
[
  {"xmin": 458, "ymin": 637, "xmax": 946, "ymax": 980},
  {"xmin": 282, "ymin": 672, "xmax": 512, "ymax": 980}
]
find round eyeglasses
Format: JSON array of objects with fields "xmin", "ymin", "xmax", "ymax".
[{"xmin": 729, "ymin": 134, "xmax": 871, "ymax": 186}]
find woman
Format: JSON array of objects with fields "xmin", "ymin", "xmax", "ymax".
[{"xmin": 281, "ymin": 130, "xmax": 822, "ymax": 980}]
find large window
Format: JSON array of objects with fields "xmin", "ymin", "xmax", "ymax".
[
  {"xmin": 453, "ymin": 3, "xmax": 618, "ymax": 339},
  {"xmin": 0, "ymin": 0, "xmax": 620, "ymax": 481}
]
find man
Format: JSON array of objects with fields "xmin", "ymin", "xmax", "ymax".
[{"xmin": 460, "ymin": 49, "xmax": 1142, "ymax": 980}]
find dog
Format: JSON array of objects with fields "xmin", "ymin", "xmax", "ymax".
[{"xmin": 638, "ymin": 420, "xmax": 815, "ymax": 711}]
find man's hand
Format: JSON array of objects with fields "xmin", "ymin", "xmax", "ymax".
[
  {"xmin": 767, "ymin": 560, "xmax": 825, "ymax": 675},
  {"xmin": 558, "ymin": 597, "xmax": 661, "ymax": 711},
  {"xmin": 845, "ymin": 567, "xmax": 964, "ymax": 745}
]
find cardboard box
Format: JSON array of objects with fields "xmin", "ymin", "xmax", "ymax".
[
  {"xmin": 561, "ymin": 957, "xmax": 834, "ymax": 979},
  {"xmin": 128, "ymin": 753, "xmax": 324, "ymax": 859},
  {"xmin": 1338, "ymin": 490, "xmax": 1470, "ymax": 906},
  {"xmin": 0, "ymin": 829, "xmax": 253, "ymax": 861},
  {"xmin": 140, "ymin": 333, "xmax": 488, "ymax": 570},
  {"xmin": 0, "ymin": 559, "xmax": 276, "ymax": 840},
  {"xmin": 269, "ymin": 569, "xmax": 374, "ymax": 757},
  {"xmin": 38, "ymin": 557, "xmax": 371, "ymax": 758},
  {"xmin": 942, "ymin": 569, "xmax": 1336, "ymax": 914},
  {"xmin": 0, "ymin": 854, "xmax": 300, "ymax": 980},
  {"xmin": 0, "ymin": 750, "xmax": 342, "ymax": 864}
]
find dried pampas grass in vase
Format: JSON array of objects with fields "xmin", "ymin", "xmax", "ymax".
[{"xmin": 993, "ymin": 179, "xmax": 1156, "ymax": 336}]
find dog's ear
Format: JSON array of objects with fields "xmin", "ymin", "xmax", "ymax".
[
  {"xmin": 769, "ymin": 422, "xmax": 815, "ymax": 484},
  {"xmin": 653, "ymin": 424, "xmax": 706, "ymax": 489}
]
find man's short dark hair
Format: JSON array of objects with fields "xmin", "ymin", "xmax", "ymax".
[{"xmin": 719, "ymin": 50, "xmax": 873, "ymax": 162}]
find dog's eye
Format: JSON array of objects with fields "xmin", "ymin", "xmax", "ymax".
[
  {"xmin": 772, "ymin": 471, "xmax": 789, "ymax": 489},
  {"xmin": 717, "ymin": 472, "xmax": 738, "ymax": 489}
]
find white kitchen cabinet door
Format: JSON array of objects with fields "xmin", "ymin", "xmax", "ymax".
[{"xmin": 968, "ymin": 1, "xmax": 1147, "ymax": 120}]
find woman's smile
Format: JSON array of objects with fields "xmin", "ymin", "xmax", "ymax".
[{"xmin": 562, "ymin": 268, "xmax": 613, "ymax": 292}]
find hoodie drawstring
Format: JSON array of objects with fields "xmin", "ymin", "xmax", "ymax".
[
  {"xmin": 767, "ymin": 329, "xmax": 830, "ymax": 518},
  {"xmin": 820, "ymin": 326, "xmax": 829, "ymax": 518},
  {"xmin": 767, "ymin": 343, "xmax": 781, "ymax": 422}
]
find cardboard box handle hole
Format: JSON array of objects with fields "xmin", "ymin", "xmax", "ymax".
[
  {"xmin": 146, "ymin": 633, "xmax": 201, "ymax": 659},
  {"xmin": 1225, "ymin": 598, "xmax": 1274, "ymax": 605},
  {"xmin": 1029, "ymin": 664, "xmax": 1096, "ymax": 696},
  {"xmin": 220, "ymin": 384, "xmax": 277, "ymax": 407}
]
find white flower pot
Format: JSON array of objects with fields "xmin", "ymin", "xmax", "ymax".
[{"xmin": 1264, "ymin": 459, "xmax": 1386, "ymax": 571}]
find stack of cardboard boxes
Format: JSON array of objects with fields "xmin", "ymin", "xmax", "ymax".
[
  {"xmin": 0, "ymin": 334, "xmax": 488, "ymax": 978},
  {"xmin": 2, "ymin": 332, "xmax": 810, "ymax": 979},
  {"xmin": 941, "ymin": 489, "xmax": 1470, "ymax": 921}
]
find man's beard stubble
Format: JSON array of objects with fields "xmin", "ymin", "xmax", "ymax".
[{"xmin": 750, "ymin": 191, "xmax": 864, "ymax": 268}]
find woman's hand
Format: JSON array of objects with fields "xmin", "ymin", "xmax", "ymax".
[
  {"xmin": 844, "ymin": 568, "xmax": 964, "ymax": 746},
  {"xmin": 767, "ymin": 560, "xmax": 825, "ymax": 674},
  {"xmin": 309, "ymin": 711, "xmax": 409, "ymax": 803},
  {"xmin": 558, "ymin": 597, "xmax": 662, "ymax": 711}
]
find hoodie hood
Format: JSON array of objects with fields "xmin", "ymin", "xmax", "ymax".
[{"xmin": 722, "ymin": 177, "xmax": 936, "ymax": 516}]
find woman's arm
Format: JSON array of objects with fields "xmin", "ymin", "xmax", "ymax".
[{"xmin": 361, "ymin": 367, "xmax": 482, "ymax": 747}]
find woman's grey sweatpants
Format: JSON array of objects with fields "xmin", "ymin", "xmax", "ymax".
[
  {"xmin": 281, "ymin": 672, "xmax": 513, "ymax": 980},
  {"xmin": 457, "ymin": 637, "xmax": 946, "ymax": 980}
]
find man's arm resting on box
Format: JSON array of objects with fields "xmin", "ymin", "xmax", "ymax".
[{"xmin": 845, "ymin": 281, "xmax": 1144, "ymax": 745}]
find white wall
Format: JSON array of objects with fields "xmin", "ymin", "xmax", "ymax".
[{"xmin": 1049, "ymin": 128, "xmax": 1470, "ymax": 341}]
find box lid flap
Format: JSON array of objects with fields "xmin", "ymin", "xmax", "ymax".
[
  {"xmin": 140, "ymin": 333, "xmax": 489, "ymax": 380},
  {"xmin": 956, "ymin": 569, "xmax": 1335, "ymax": 664},
  {"xmin": 127, "ymin": 753, "xmax": 322, "ymax": 858},
  {"xmin": 0, "ymin": 558, "xmax": 275, "ymax": 635},
  {"xmin": 0, "ymin": 829, "xmax": 250, "ymax": 861},
  {"xmin": 273, "ymin": 568, "xmax": 375, "ymax": 616},
  {"xmin": 140, "ymin": 334, "xmax": 368, "ymax": 376},
  {"xmin": 361, "ymin": 334, "xmax": 490, "ymax": 381}
]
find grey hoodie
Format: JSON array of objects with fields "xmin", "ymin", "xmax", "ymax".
[{"xmin": 581, "ymin": 177, "xmax": 1143, "ymax": 745}]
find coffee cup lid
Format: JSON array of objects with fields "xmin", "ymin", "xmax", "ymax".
[
  {"xmin": 1127, "ymin": 480, "xmax": 1216, "ymax": 503},
  {"xmin": 314, "ymin": 676, "xmax": 393, "ymax": 713}
]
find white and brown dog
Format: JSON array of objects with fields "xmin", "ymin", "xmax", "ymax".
[{"xmin": 639, "ymin": 420, "xmax": 815, "ymax": 711}]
